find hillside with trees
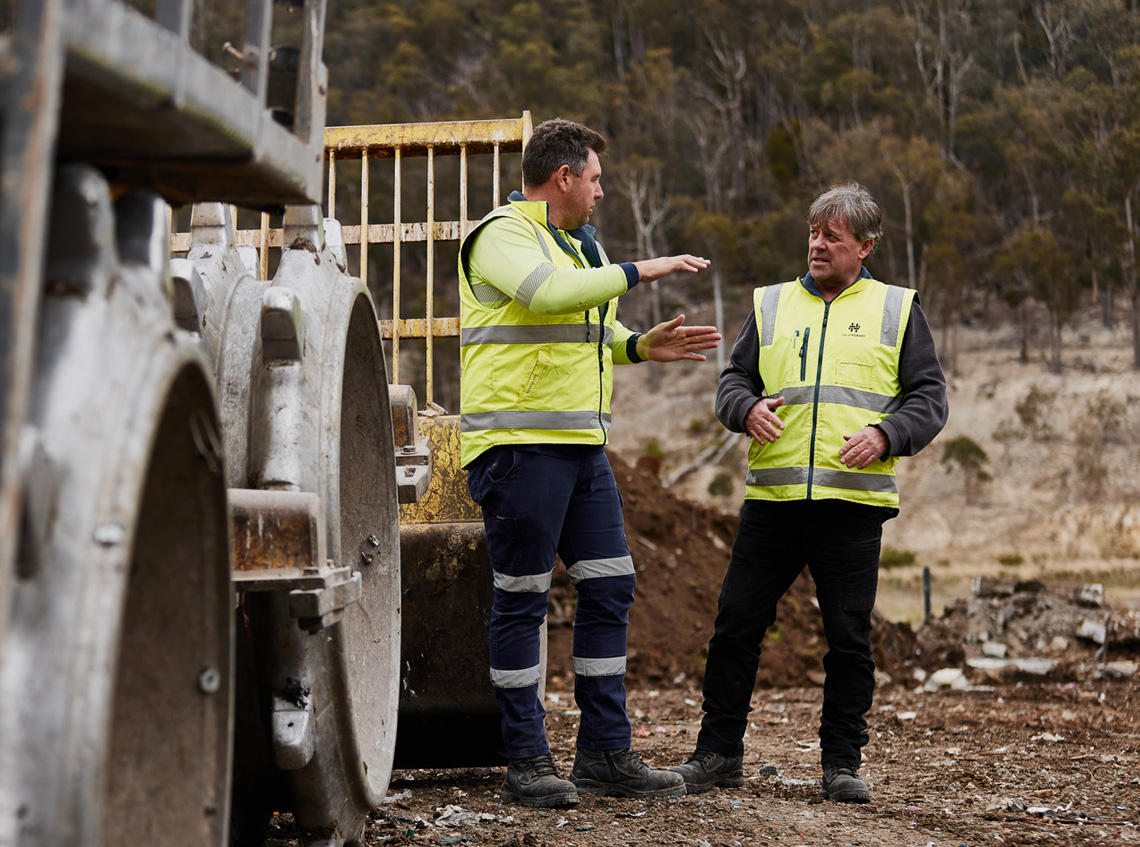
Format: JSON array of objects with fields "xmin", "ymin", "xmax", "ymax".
[{"xmin": 323, "ymin": 0, "xmax": 1140, "ymax": 377}]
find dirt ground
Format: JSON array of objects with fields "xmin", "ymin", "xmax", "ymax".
[
  {"xmin": 268, "ymin": 677, "xmax": 1140, "ymax": 846},
  {"xmin": 267, "ymin": 319, "xmax": 1140, "ymax": 846},
  {"xmin": 264, "ymin": 453, "xmax": 1140, "ymax": 847}
]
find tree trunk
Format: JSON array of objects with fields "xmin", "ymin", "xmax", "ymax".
[
  {"xmin": 1133, "ymin": 289, "xmax": 1140, "ymax": 370},
  {"xmin": 1048, "ymin": 306, "xmax": 1062, "ymax": 374},
  {"xmin": 1019, "ymin": 300, "xmax": 1030, "ymax": 364}
]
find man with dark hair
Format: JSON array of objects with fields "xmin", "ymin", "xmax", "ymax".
[
  {"xmin": 671, "ymin": 182, "xmax": 947, "ymax": 803},
  {"xmin": 458, "ymin": 117, "xmax": 721, "ymax": 807}
]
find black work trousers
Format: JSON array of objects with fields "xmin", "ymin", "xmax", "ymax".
[{"xmin": 696, "ymin": 498, "xmax": 892, "ymax": 768}]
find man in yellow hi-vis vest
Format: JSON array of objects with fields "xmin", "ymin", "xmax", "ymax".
[
  {"xmin": 459, "ymin": 118, "xmax": 720, "ymax": 807},
  {"xmin": 671, "ymin": 183, "xmax": 948, "ymax": 804}
]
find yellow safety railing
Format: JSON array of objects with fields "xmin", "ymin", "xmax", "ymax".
[
  {"xmin": 324, "ymin": 114, "xmax": 532, "ymax": 401},
  {"xmin": 170, "ymin": 112, "xmax": 533, "ymax": 406}
]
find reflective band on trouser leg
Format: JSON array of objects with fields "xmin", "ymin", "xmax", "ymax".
[
  {"xmin": 490, "ymin": 580, "xmax": 553, "ymax": 759},
  {"xmin": 558, "ymin": 451, "xmax": 637, "ymax": 751},
  {"xmin": 476, "ymin": 448, "xmax": 586, "ymax": 759},
  {"xmin": 566, "ymin": 555, "xmax": 634, "ymax": 585},
  {"xmin": 570, "ymin": 566, "xmax": 636, "ymax": 751}
]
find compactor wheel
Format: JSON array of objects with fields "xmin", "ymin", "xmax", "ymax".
[
  {"xmin": 0, "ymin": 166, "xmax": 232, "ymax": 847},
  {"xmin": 183, "ymin": 204, "xmax": 400, "ymax": 846}
]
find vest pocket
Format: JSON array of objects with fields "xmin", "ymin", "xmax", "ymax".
[
  {"xmin": 519, "ymin": 348, "xmax": 551, "ymax": 406},
  {"xmin": 834, "ymin": 360, "xmax": 875, "ymax": 391}
]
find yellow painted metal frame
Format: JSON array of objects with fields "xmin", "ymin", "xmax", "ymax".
[
  {"xmin": 170, "ymin": 113, "xmax": 532, "ymax": 405},
  {"xmin": 325, "ymin": 114, "xmax": 532, "ymax": 401}
]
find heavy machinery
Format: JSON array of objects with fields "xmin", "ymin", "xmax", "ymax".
[{"xmin": 0, "ymin": 2, "xmax": 531, "ymax": 845}]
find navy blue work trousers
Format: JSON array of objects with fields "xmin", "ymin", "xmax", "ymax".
[
  {"xmin": 696, "ymin": 498, "xmax": 892, "ymax": 768},
  {"xmin": 465, "ymin": 444, "xmax": 636, "ymax": 759}
]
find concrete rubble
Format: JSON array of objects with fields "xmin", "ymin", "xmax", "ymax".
[{"xmin": 914, "ymin": 577, "xmax": 1140, "ymax": 685}]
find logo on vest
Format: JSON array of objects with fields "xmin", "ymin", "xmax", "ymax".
[{"xmin": 846, "ymin": 321, "xmax": 865, "ymax": 337}]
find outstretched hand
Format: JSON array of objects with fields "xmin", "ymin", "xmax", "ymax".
[
  {"xmin": 633, "ymin": 254, "xmax": 711, "ymax": 283},
  {"xmin": 636, "ymin": 314, "xmax": 721, "ymax": 363}
]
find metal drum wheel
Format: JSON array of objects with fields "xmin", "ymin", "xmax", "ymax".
[
  {"xmin": 0, "ymin": 166, "xmax": 232, "ymax": 847},
  {"xmin": 182, "ymin": 203, "xmax": 401, "ymax": 846}
]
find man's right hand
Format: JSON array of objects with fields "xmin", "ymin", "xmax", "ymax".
[
  {"xmin": 633, "ymin": 254, "xmax": 710, "ymax": 283},
  {"xmin": 745, "ymin": 396, "xmax": 785, "ymax": 444}
]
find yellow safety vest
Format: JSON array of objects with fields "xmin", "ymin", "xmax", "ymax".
[
  {"xmin": 458, "ymin": 201, "xmax": 632, "ymax": 467},
  {"xmin": 746, "ymin": 277, "xmax": 915, "ymax": 508}
]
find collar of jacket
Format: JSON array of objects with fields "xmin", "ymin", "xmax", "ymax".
[
  {"xmin": 508, "ymin": 190, "xmax": 604, "ymax": 269},
  {"xmin": 800, "ymin": 266, "xmax": 873, "ymax": 299}
]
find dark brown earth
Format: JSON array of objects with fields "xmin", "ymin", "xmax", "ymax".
[
  {"xmin": 546, "ymin": 452, "xmax": 920, "ymax": 693},
  {"xmin": 266, "ymin": 452, "xmax": 1140, "ymax": 846},
  {"xmin": 268, "ymin": 680, "xmax": 1140, "ymax": 846}
]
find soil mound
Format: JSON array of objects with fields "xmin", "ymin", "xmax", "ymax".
[{"xmin": 546, "ymin": 451, "xmax": 919, "ymax": 691}]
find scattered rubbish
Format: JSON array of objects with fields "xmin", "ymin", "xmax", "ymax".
[
  {"xmin": 434, "ymin": 805, "xmax": 514, "ymax": 828},
  {"xmin": 925, "ymin": 667, "xmax": 967, "ymax": 690},
  {"xmin": 965, "ymin": 657, "xmax": 1057, "ymax": 674},
  {"xmin": 382, "ymin": 789, "xmax": 412, "ymax": 804},
  {"xmin": 917, "ymin": 579, "xmax": 1140, "ymax": 685},
  {"xmin": 982, "ymin": 641, "xmax": 1008, "ymax": 658},
  {"xmin": 1078, "ymin": 619, "xmax": 1107, "ymax": 645},
  {"xmin": 1100, "ymin": 660, "xmax": 1138, "ymax": 679}
]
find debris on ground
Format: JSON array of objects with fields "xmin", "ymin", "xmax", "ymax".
[{"xmin": 915, "ymin": 576, "xmax": 1140, "ymax": 686}]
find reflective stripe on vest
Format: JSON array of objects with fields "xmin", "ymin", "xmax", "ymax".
[
  {"xmin": 460, "ymin": 410, "xmax": 612, "ymax": 432},
  {"xmin": 778, "ymin": 384, "xmax": 904, "ymax": 415},
  {"xmin": 746, "ymin": 466, "xmax": 899, "ymax": 493},
  {"xmin": 746, "ymin": 277, "xmax": 914, "ymax": 508},
  {"xmin": 461, "ymin": 323, "xmax": 615, "ymax": 346}
]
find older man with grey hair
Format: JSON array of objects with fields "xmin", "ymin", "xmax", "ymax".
[{"xmin": 670, "ymin": 182, "xmax": 948, "ymax": 803}]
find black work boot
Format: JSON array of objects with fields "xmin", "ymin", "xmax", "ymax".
[
  {"xmin": 502, "ymin": 753, "xmax": 579, "ymax": 807},
  {"xmin": 570, "ymin": 748, "xmax": 686, "ymax": 798},
  {"xmin": 821, "ymin": 763, "xmax": 870, "ymax": 803},
  {"xmin": 669, "ymin": 749, "xmax": 745, "ymax": 794}
]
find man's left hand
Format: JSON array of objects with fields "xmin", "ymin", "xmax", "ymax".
[
  {"xmin": 840, "ymin": 426, "xmax": 888, "ymax": 469},
  {"xmin": 637, "ymin": 314, "xmax": 721, "ymax": 363}
]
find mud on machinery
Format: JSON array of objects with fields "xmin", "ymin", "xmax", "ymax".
[{"xmin": 0, "ymin": 2, "xmax": 535, "ymax": 845}]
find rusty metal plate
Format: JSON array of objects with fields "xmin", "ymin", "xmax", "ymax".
[
  {"xmin": 398, "ymin": 415, "xmax": 481, "ymax": 525},
  {"xmin": 229, "ymin": 488, "xmax": 325, "ymax": 576}
]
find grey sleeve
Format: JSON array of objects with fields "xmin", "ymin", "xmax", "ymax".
[
  {"xmin": 714, "ymin": 311, "xmax": 766, "ymax": 433},
  {"xmin": 876, "ymin": 300, "xmax": 949, "ymax": 457}
]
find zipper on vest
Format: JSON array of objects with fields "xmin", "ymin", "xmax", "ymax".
[
  {"xmin": 596, "ymin": 303, "xmax": 608, "ymax": 443},
  {"xmin": 805, "ymin": 305, "xmax": 830, "ymax": 499}
]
